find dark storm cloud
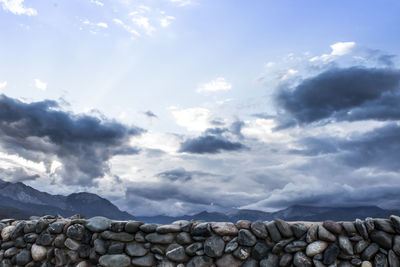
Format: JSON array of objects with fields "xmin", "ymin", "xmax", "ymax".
[
  {"xmin": 0, "ymin": 167, "xmax": 40, "ymax": 183},
  {"xmin": 157, "ymin": 168, "xmax": 194, "ymax": 182},
  {"xmin": 144, "ymin": 110, "xmax": 157, "ymax": 118},
  {"xmin": 0, "ymin": 94, "xmax": 143, "ymax": 185},
  {"xmin": 276, "ymin": 67, "xmax": 400, "ymax": 126},
  {"xmin": 179, "ymin": 135, "xmax": 246, "ymax": 154}
]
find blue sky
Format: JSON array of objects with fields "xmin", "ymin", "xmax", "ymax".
[{"xmin": 1, "ymin": 0, "xmax": 400, "ymax": 216}]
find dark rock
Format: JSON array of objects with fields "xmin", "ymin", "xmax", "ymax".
[
  {"xmin": 318, "ymin": 225, "xmax": 336, "ymax": 242},
  {"xmin": 233, "ymin": 246, "xmax": 251, "ymax": 260},
  {"xmin": 85, "ymin": 217, "xmax": 111, "ymax": 232},
  {"xmin": 242, "ymin": 259, "xmax": 258, "ymax": 267},
  {"xmin": 361, "ymin": 243, "xmax": 380, "ymax": 260},
  {"xmin": 370, "ymin": 231, "xmax": 393, "ymax": 249},
  {"xmin": 393, "ymin": 235, "xmax": 400, "ymax": 255},
  {"xmin": 64, "ymin": 237, "xmax": 80, "ymax": 250},
  {"xmin": 276, "ymin": 219, "xmax": 293, "ymax": 237},
  {"xmin": 375, "ymin": 219, "xmax": 396, "ymax": 234},
  {"xmin": 176, "ymin": 232, "xmax": 192, "ymax": 245},
  {"xmin": 291, "ymin": 223, "xmax": 308, "ymax": 239},
  {"xmin": 191, "ymin": 223, "xmax": 212, "ymax": 237},
  {"xmin": 101, "ymin": 231, "xmax": 134, "ymax": 242},
  {"xmin": 131, "ymin": 253, "xmax": 156, "ymax": 266},
  {"xmin": 293, "ymin": 251, "xmax": 312, "ymax": 267},
  {"xmin": 66, "ymin": 224, "xmax": 85, "ymax": 241},
  {"xmin": 389, "ymin": 249, "xmax": 400, "ymax": 267},
  {"xmin": 186, "ymin": 242, "xmax": 203, "ymax": 256},
  {"xmin": 166, "ymin": 244, "xmax": 187, "ymax": 262},
  {"xmin": 139, "ymin": 224, "xmax": 159, "ymax": 233},
  {"xmin": 108, "ymin": 242, "xmax": 125, "ymax": 254},
  {"xmin": 279, "ymin": 253, "xmax": 293, "ymax": 267},
  {"xmin": 356, "ymin": 219, "xmax": 369, "ymax": 240},
  {"xmin": 204, "ymin": 236, "xmax": 225, "ymax": 258},
  {"xmin": 237, "ymin": 229, "xmax": 257, "ymax": 247},
  {"xmin": 93, "ymin": 238, "xmax": 107, "ymax": 255},
  {"xmin": 260, "ymin": 253, "xmax": 279, "ymax": 267},
  {"xmin": 323, "ymin": 220, "xmax": 342, "ymax": 235},
  {"xmin": 266, "ymin": 221, "xmax": 282, "ymax": 242},
  {"xmin": 54, "ymin": 248, "xmax": 67, "ymax": 266},
  {"xmin": 342, "ymin": 222, "xmax": 357, "ymax": 236},
  {"xmin": 224, "ymin": 239, "xmax": 238, "ymax": 253},
  {"xmin": 23, "ymin": 233, "xmax": 37, "ymax": 244},
  {"xmin": 339, "ymin": 235, "xmax": 354, "ymax": 255},
  {"xmin": 272, "ymin": 238, "xmax": 294, "ymax": 254},
  {"xmin": 306, "ymin": 224, "xmax": 318, "ymax": 243},
  {"xmin": 390, "ymin": 215, "xmax": 400, "ymax": 234},
  {"xmin": 350, "ymin": 235, "xmax": 364, "ymax": 242},
  {"xmin": 323, "ymin": 243, "xmax": 339, "ymax": 265},
  {"xmin": 36, "ymin": 231, "xmax": 54, "ymax": 246},
  {"xmin": 1, "ymin": 241, "xmax": 14, "ymax": 249},
  {"xmin": 125, "ymin": 242, "xmax": 148, "ymax": 256},
  {"xmin": 10, "ymin": 221, "xmax": 25, "ymax": 240},
  {"xmin": 252, "ymin": 241, "xmax": 270, "ymax": 260},
  {"xmin": 374, "ymin": 253, "xmax": 388, "ymax": 267},
  {"xmin": 110, "ymin": 221, "xmax": 126, "ymax": 232},
  {"xmin": 355, "ymin": 240, "xmax": 370, "ymax": 254},
  {"xmin": 124, "ymin": 220, "xmax": 143, "ymax": 233},
  {"xmin": 351, "ymin": 258, "xmax": 363, "ymax": 266},
  {"xmin": 216, "ymin": 254, "xmax": 242, "ymax": 267},
  {"xmin": 14, "ymin": 237, "xmax": 26, "ymax": 248},
  {"xmin": 99, "ymin": 254, "xmax": 131, "ymax": 267},
  {"xmin": 250, "ymin": 221, "xmax": 268, "ymax": 239},
  {"xmin": 48, "ymin": 222, "xmax": 66, "ymax": 234},
  {"xmin": 54, "ymin": 234, "xmax": 66, "ymax": 248},
  {"xmin": 35, "ymin": 219, "xmax": 48, "ymax": 234},
  {"xmin": 285, "ymin": 241, "xmax": 308, "ymax": 253},
  {"xmin": 135, "ymin": 231, "xmax": 146, "ymax": 242},
  {"xmin": 145, "ymin": 233, "xmax": 174, "ymax": 244},
  {"xmin": 186, "ymin": 255, "xmax": 213, "ymax": 267},
  {"xmin": 4, "ymin": 247, "xmax": 18, "ymax": 257}
]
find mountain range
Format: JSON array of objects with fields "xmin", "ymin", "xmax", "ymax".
[{"xmin": 1, "ymin": 179, "xmax": 399, "ymax": 222}]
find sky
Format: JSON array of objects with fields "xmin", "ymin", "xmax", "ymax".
[{"xmin": 1, "ymin": 0, "xmax": 400, "ymax": 216}]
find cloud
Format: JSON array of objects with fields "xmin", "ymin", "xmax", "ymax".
[
  {"xmin": 96, "ymin": 22, "xmax": 108, "ymax": 28},
  {"xmin": 90, "ymin": 0, "xmax": 104, "ymax": 7},
  {"xmin": 34, "ymin": 79, "xmax": 47, "ymax": 91},
  {"xmin": 0, "ymin": 0, "xmax": 37, "ymax": 16},
  {"xmin": 197, "ymin": 77, "xmax": 232, "ymax": 93},
  {"xmin": 276, "ymin": 66, "xmax": 400, "ymax": 126},
  {"xmin": 113, "ymin": 18, "xmax": 140, "ymax": 37},
  {"xmin": 171, "ymin": 107, "xmax": 213, "ymax": 132},
  {"xmin": 0, "ymin": 81, "xmax": 6, "ymax": 90},
  {"xmin": 155, "ymin": 168, "xmax": 211, "ymax": 182},
  {"xmin": 132, "ymin": 16, "xmax": 155, "ymax": 35},
  {"xmin": 0, "ymin": 94, "xmax": 143, "ymax": 186},
  {"xmin": 0, "ymin": 167, "xmax": 39, "ymax": 182},
  {"xmin": 144, "ymin": 110, "xmax": 157, "ymax": 118},
  {"xmin": 160, "ymin": 16, "xmax": 175, "ymax": 27},
  {"xmin": 310, "ymin": 41, "xmax": 356, "ymax": 62},
  {"xmin": 169, "ymin": 0, "xmax": 193, "ymax": 7},
  {"xmin": 179, "ymin": 135, "xmax": 246, "ymax": 154}
]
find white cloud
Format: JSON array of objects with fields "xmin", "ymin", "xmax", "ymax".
[
  {"xmin": 113, "ymin": 18, "xmax": 140, "ymax": 37},
  {"xmin": 310, "ymin": 41, "xmax": 356, "ymax": 62},
  {"xmin": 280, "ymin": 69, "xmax": 298, "ymax": 80},
  {"xmin": 197, "ymin": 77, "xmax": 232, "ymax": 93},
  {"xmin": 0, "ymin": 0, "xmax": 37, "ymax": 16},
  {"xmin": 34, "ymin": 79, "xmax": 47, "ymax": 91},
  {"xmin": 170, "ymin": 0, "xmax": 193, "ymax": 6},
  {"xmin": 96, "ymin": 22, "xmax": 108, "ymax": 28},
  {"xmin": 132, "ymin": 16, "xmax": 155, "ymax": 35},
  {"xmin": 90, "ymin": 0, "xmax": 104, "ymax": 7},
  {"xmin": 0, "ymin": 81, "xmax": 7, "ymax": 90},
  {"xmin": 160, "ymin": 16, "xmax": 175, "ymax": 27},
  {"xmin": 171, "ymin": 107, "xmax": 213, "ymax": 132}
]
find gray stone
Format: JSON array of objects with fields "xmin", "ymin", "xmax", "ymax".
[
  {"xmin": 293, "ymin": 251, "xmax": 312, "ymax": 267},
  {"xmin": 361, "ymin": 243, "xmax": 380, "ymax": 260},
  {"xmin": 306, "ymin": 224, "xmax": 318, "ymax": 243},
  {"xmin": 14, "ymin": 250, "xmax": 30, "ymax": 267},
  {"xmin": 54, "ymin": 248, "xmax": 67, "ymax": 266},
  {"xmin": 361, "ymin": 261, "xmax": 373, "ymax": 267},
  {"xmin": 355, "ymin": 240, "xmax": 370, "ymax": 254},
  {"xmin": 211, "ymin": 222, "xmax": 238, "ymax": 236},
  {"xmin": 125, "ymin": 220, "xmax": 143, "ymax": 233},
  {"xmin": 323, "ymin": 220, "xmax": 342, "ymax": 235},
  {"xmin": 48, "ymin": 222, "xmax": 66, "ymax": 234},
  {"xmin": 356, "ymin": 219, "xmax": 369, "ymax": 240},
  {"xmin": 374, "ymin": 253, "xmax": 388, "ymax": 267},
  {"xmin": 342, "ymin": 222, "xmax": 357, "ymax": 236},
  {"xmin": 176, "ymin": 232, "xmax": 192, "ymax": 245},
  {"xmin": 10, "ymin": 221, "xmax": 25, "ymax": 240},
  {"xmin": 110, "ymin": 221, "xmax": 126, "ymax": 232},
  {"xmin": 266, "ymin": 221, "xmax": 282, "ymax": 242},
  {"xmin": 99, "ymin": 254, "xmax": 131, "ymax": 267},
  {"xmin": 365, "ymin": 218, "xmax": 375, "ymax": 233},
  {"xmin": 31, "ymin": 244, "xmax": 47, "ymax": 261},
  {"xmin": 318, "ymin": 225, "xmax": 336, "ymax": 242},
  {"xmin": 191, "ymin": 223, "xmax": 212, "ymax": 237},
  {"xmin": 131, "ymin": 253, "xmax": 157, "ymax": 267},
  {"xmin": 64, "ymin": 238, "xmax": 80, "ymax": 250},
  {"xmin": 313, "ymin": 259, "xmax": 325, "ymax": 267},
  {"xmin": 1, "ymin": 226, "xmax": 15, "ymax": 241},
  {"xmin": 375, "ymin": 219, "xmax": 396, "ymax": 234},
  {"xmin": 291, "ymin": 223, "xmax": 308, "ymax": 239},
  {"xmin": 126, "ymin": 242, "xmax": 148, "ymax": 257},
  {"xmin": 85, "ymin": 217, "xmax": 111, "ymax": 232},
  {"xmin": 94, "ymin": 238, "xmax": 107, "ymax": 255},
  {"xmin": 135, "ymin": 231, "xmax": 146, "ymax": 242},
  {"xmin": 306, "ymin": 241, "xmax": 328, "ymax": 257},
  {"xmin": 158, "ymin": 260, "xmax": 175, "ymax": 267},
  {"xmin": 338, "ymin": 261, "xmax": 352, "ymax": 267},
  {"xmin": 250, "ymin": 221, "xmax": 268, "ymax": 239},
  {"xmin": 157, "ymin": 224, "xmax": 182, "ymax": 234},
  {"xmin": 53, "ymin": 233, "xmax": 66, "ymax": 248},
  {"xmin": 233, "ymin": 246, "xmax": 251, "ymax": 260},
  {"xmin": 204, "ymin": 236, "xmax": 225, "ymax": 258},
  {"xmin": 101, "ymin": 231, "xmax": 134, "ymax": 242},
  {"xmin": 236, "ymin": 220, "xmax": 251, "ymax": 229},
  {"xmin": 351, "ymin": 258, "xmax": 362, "ymax": 266},
  {"xmin": 242, "ymin": 259, "xmax": 258, "ymax": 267},
  {"xmin": 166, "ymin": 244, "xmax": 187, "ymax": 262},
  {"xmin": 216, "ymin": 254, "xmax": 242, "ymax": 267},
  {"xmin": 285, "ymin": 241, "xmax": 307, "ymax": 253},
  {"xmin": 280, "ymin": 253, "xmax": 293, "ymax": 267},
  {"xmin": 390, "ymin": 215, "xmax": 400, "ymax": 234},
  {"xmin": 66, "ymin": 224, "xmax": 85, "ymax": 240},
  {"xmin": 186, "ymin": 242, "xmax": 203, "ymax": 256},
  {"xmin": 187, "ymin": 256, "xmax": 213, "ymax": 267},
  {"xmin": 224, "ymin": 239, "xmax": 238, "ymax": 253},
  {"xmin": 389, "ymin": 249, "xmax": 400, "ymax": 267},
  {"xmin": 323, "ymin": 243, "xmax": 339, "ymax": 265},
  {"xmin": 272, "ymin": 238, "xmax": 294, "ymax": 254},
  {"xmin": 338, "ymin": 235, "xmax": 354, "ymax": 255},
  {"xmin": 108, "ymin": 242, "xmax": 125, "ymax": 254},
  {"xmin": 23, "ymin": 221, "xmax": 36, "ymax": 234},
  {"xmin": 260, "ymin": 253, "xmax": 279, "ymax": 267},
  {"xmin": 145, "ymin": 233, "xmax": 175, "ymax": 244},
  {"xmin": 393, "ymin": 235, "xmax": 400, "ymax": 255},
  {"xmin": 275, "ymin": 219, "xmax": 293, "ymax": 237},
  {"xmin": 370, "ymin": 230, "xmax": 393, "ymax": 249},
  {"xmin": 140, "ymin": 224, "xmax": 159, "ymax": 233},
  {"xmin": 237, "ymin": 229, "xmax": 256, "ymax": 246},
  {"xmin": 4, "ymin": 247, "xmax": 18, "ymax": 257},
  {"xmin": 252, "ymin": 241, "xmax": 270, "ymax": 260},
  {"xmin": 36, "ymin": 231, "xmax": 54, "ymax": 246}
]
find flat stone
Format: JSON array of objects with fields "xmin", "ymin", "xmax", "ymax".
[
  {"xmin": 318, "ymin": 225, "xmax": 336, "ymax": 242},
  {"xmin": 306, "ymin": 224, "xmax": 318, "ymax": 243},
  {"xmin": 323, "ymin": 220, "xmax": 342, "ymax": 235},
  {"xmin": 252, "ymin": 242, "xmax": 270, "ymax": 260},
  {"xmin": 204, "ymin": 236, "xmax": 225, "ymax": 258},
  {"xmin": 272, "ymin": 238, "xmax": 294, "ymax": 254},
  {"xmin": 291, "ymin": 223, "xmax": 308, "ymax": 239},
  {"xmin": 86, "ymin": 217, "xmax": 111, "ymax": 232},
  {"xmin": 224, "ymin": 239, "xmax": 238, "ymax": 253},
  {"xmin": 48, "ymin": 222, "xmax": 67, "ymax": 234},
  {"xmin": 394, "ymin": 235, "xmax": 400, "ymax": 255},
  {"xmin": 99, "ymin": 254, "xmax": 131, "ymax": 267},
  {"xmin": 361, "ymin": 243, "xmax": 380, "ymax": 260},
  {"xmin": 306, "ymin": 241, "xmax": 328, "ymax": 257},
  {"xmin": 365, "ymin": 218, "xmax": 375, "ymax": 233},
  {"xmin": 375, "ymin": 219, "xmax": 396, "ymax": 234},
  {"xmin": 94, "ymin": 238, "xmax": 107, "ymax": 255},
  {"xmin": 23, "ymin": 221, "xmax": 36, "ymax": 234},
  {"xmin": 191, "ymin": 223, "xmax": 212, "ymax": 237},
  {"xmin": 10, "ymin": 221, "xmax": 25, "ymax": 240},
  {"xmin": 390, "ymin": 215, "xmax": 400, "ymax": 234},
  {"xmin": 176, "ymin": 232, "xmax": 192, "ymax": 245},
  {"xmin": 131, "ymin": 253, "xmax": 156, "ymax": 267},
  {"xmin": 355, "ymin": 240, "xmax": 370, "ymax": 254},
  {"xmin": 280, "ymin": 253, "xmax": 293, "ymax": 267},
  {"xmin": 110, "ymin": 221, "xmax": 126, "ymax": 232},
  {"xmin": 125, "ymin": 220, "xmax": 143, "ymax": 233},
  {"xmin": 31, "ymin": 244, "xmax": 47, "ymax": 261},
  {"xmin": 145, "ymin": 233, "xmax": 175, "ymax": 244},
  {"xmin": 66, "ymin": 224, "xmax": 85, "ymax": 241},
  {"xmin": 140, "ymin": 223, "xmax": 159, "ymax": 233},
  {"xmin": 211, "ymin": 222, "xmax": 238, "ymax": 236},
  {"xmin": 351, "ymin": 258, "xmax": 363, "ymax": 266},
  {"xmin": 186, "ymin": 242, "xmax": 203, "ymax": 256},
  {"xmin": 285, "ymin": 241, "xmax": 307, "ymax": 253},
  {"xmin": 64, "ymin": 238, "xmax": 80, "ymax": 250},
  {"xmin": 157, "ymin": 224, "xmax": 182, "ymax": 234},
  {"xmin": 266, "ymin": 221, "xmax": 282, "ymax": 242},
  {"xmin": 389, "ymin": 249, "xmax": 400, "ymax": 267},
  {"xmin": 323, "ymin": 243, "xmax": 339, "ymax": 265},
  {"xmin": 356, "ymin": 219, "xmax": 369, "ymax": 240},
  {"xmin": 135, "ymin": 231, "xmax": 146, "ymax": 242},
  {"xmin": 260, "ymin": 253, "xmax": 279, "ymax": 267},
  {"xmin": 15, "ymin": 249, "xmax": 31, "ymax": 266},
  {"xmin": 370, "ymin": 230, "xmax": 393, "ymax": 249},
  {"xmin": 187, "ymin": 255, "xmax": 213, "ymax": 267},
  {"xmin": 236, "ymin": 220, "xmax": 251, "ymax": 229},
  {"xmin": 242, "ymin": 259, "xmax": 258, "ymax": 267},
  {"xmin": 250, "ymin": 221, "xmax": 268, "ymax": 239},
  {"xmin": 342, "ymin": 222, "xmax": 357, "ymax": 236},
  {"xmin": 36, "ymin": 231, "xmax": 54, "ymax": 246},
  {"xmin": 166, "ymin": 244, "xmax": 187, "ymax": 262},
  {"xmin": 293, "ymin": 251, "xmax": 312, "ymax": 267},
  {"xmin": 216, "ymin": 254, "xmax": 242, "ymax": 267},
  {"xmin": 4, "ymin": 247, "xmax": 18, "ymax": 257},
  {"xmin": 233, "ymin": 246, "xmax": 251, "ymax": 260},
  {"xmin": 361, "ymin": 261, "xmax": 373, "ymax": 267},
  {"xmin": 1, "ymin": 226, "xmax": 15, "ymax": 241},
  {"xmin": 374, "ymin": 253, "xmax": 388, "ymax": 267},
  {"xmin": 237, "ymin": 229, "xmax": 257, "ymax": 246},
  {"xmin": 276, "ymin": 219, "xmax": 293, "ymax": 237},
  {"xmin": 338, "ymin": 235, "xmax": 354, "ymax": 255},
  {"xmin": 101, "ymin": 231, "xmax": 134, "ymax": 242}
]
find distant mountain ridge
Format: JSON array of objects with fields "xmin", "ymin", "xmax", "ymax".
[{"xmin": 0, "ymin": 179, "xmax": 134, "ymax": 220}]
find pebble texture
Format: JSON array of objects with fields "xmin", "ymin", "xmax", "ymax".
[{"xmin": 0, "ymin": 215, "xmax": 399, "ymax": 266}]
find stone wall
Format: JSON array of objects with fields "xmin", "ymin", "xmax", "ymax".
[{"xmin": 0, "ymin": 215, "xmax": 400, "ymax": 267}]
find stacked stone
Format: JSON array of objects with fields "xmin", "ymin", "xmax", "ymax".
[{"xmin": 0, "ymin": 215, "xmax": 399, "ymax": 266}]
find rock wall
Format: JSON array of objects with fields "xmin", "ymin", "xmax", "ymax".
[{"xmin": 0, "ymin": 215, "xmax": 400, "ymax": 267}]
